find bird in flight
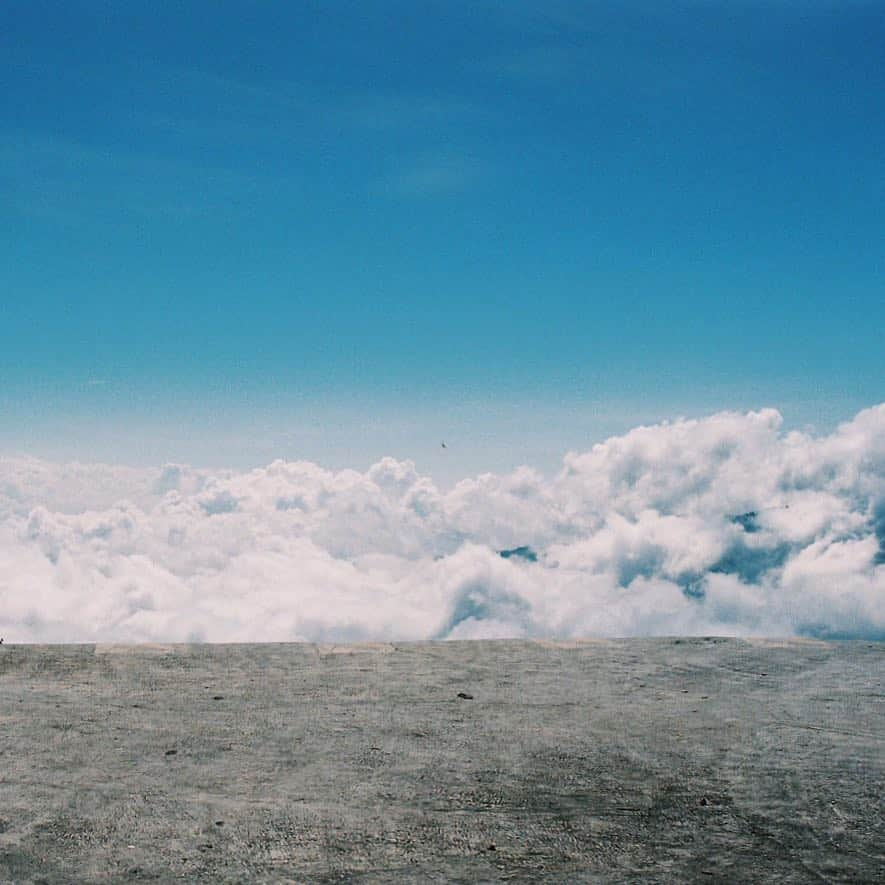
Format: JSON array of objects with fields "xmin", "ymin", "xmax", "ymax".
[{"xmin": 441, "ymin": 442, "xmax": 447, "ymax": 449}]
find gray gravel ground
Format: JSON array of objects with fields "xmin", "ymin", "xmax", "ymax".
[{"xmin": 0, "ymin": 638, "xmax": 882, "ymax": 883}]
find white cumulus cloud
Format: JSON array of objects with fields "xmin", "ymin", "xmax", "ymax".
[{"xmin": 1, "ymin": 405, "xmax": 883, "ymax": 643}]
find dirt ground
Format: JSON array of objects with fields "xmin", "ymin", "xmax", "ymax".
[{"xmin": 0, "ymin": 638, "xmax": 882, "ymax": 882}]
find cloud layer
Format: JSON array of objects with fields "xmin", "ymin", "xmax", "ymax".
[{"xmin": 2, "ymin": 406, "xmax": 883, "ymax": 643}]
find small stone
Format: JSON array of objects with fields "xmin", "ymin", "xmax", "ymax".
[
  {"xmin": 457, "ymin": 692, "xmax": 473, "ymax": 700},
  {"xmin": 165, "ymin": 749, "xmax": 177, "ymax": 756},
  {"xmin": 212, "ymin": 695, "xmax": 224, "ymax": 700}
]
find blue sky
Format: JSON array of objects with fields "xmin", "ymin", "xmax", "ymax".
[{"xmin": 2, "ymin": 1, "xmax": 883, "ymax": 482}]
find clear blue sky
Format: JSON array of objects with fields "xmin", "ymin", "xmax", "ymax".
[{"xmin": 2, "ymin": 1, "xmax": 883, "ymax": 481}]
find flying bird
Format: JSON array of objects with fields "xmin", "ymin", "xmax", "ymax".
[{"xmin": 441, "ymin": 442, "xmax": 447, "ymax": 448}]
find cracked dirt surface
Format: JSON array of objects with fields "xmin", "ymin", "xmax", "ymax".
[{"xmin": 0, "ymin": 638, "xmax": 882, "ymax": 882}]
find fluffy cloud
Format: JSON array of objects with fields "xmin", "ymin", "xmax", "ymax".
[{"xmin": 1, "ymin": 405, "xmax": 883, "ymax": 643}]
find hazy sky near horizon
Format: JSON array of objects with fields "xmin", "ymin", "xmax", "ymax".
[{"xmin": 2, "ymin": 1, "xmax": 884, "ymax": 480}]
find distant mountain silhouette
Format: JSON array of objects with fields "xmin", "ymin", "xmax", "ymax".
[{"xmin": 498, "ymin": 545, "xmax": 538, "ymax": 563}]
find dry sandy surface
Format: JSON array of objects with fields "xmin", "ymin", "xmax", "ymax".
[{"xmin": 0, "ymin": 638, "xmax": 882, "ymax": 883}]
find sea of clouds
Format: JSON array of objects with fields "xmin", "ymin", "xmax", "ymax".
[{"xmin": 1, "ymin": 405, "xmax": 883, "ymax": 643}]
